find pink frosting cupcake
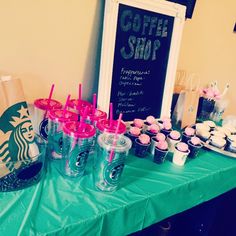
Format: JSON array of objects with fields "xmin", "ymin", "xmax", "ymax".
[
  {"xmin": 146, "ymin": 116, "xmax": 156, "ymax": 125},
  {"xmin": 133, "ymin": 118, "xmax": 144, "ymax": 129},
  {"xmin": 187, "ymin": 136, "xmax": 203, "ymax": 158},
  {"xmin": 176, "ymin": 142, "xmax": 189, "ymax": 153},
  {"xmin": 135, "ymin": 134, "xmax": 151, "ymax": 158},
  {"xmin": 146, "ymin": 124, "xmax": 160, "ymax": 137},
  {"xmin": 153, "ymin": 140, "xmax": 169, "ymax": 164}
]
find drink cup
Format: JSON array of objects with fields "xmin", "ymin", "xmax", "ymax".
[
  {"xmin": 93, "ymin": 133, "xmax": 131, "ymax": 192},
  {"xmin": 62, "ymin": 121, "xmax": 96, "ymax": 178},
  {"xmin": 47, "ymin": 109, "xmax": 78, "ymax": 160},
  {"xmin": 34, "ymin": 98, "xmax": 62, "ymax": 140}
]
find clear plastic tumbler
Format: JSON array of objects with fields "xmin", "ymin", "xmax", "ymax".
[{"xmin": 93, "ymin": 133, "xmax": 131, "ymax": 192}]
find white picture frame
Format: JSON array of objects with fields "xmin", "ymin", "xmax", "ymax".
[{"xmin": 97, "ymin": 0, "xmax": 186, "ymax": 121}]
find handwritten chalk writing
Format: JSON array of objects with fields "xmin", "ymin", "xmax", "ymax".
[
  {"xmin": 120, "ymin": 36, "xmax": 160, "ymax": 60},
  {"xmin": 137, "ymin": 106, "xmax": 151, "ymax": 112},
  {"xmin": 120, "ymin": 10, "xmax": 168, "ymax": 37},
  {"xmin": 119, "ymin": 81, "xmax": 142, "ymax": 87},
  {"xmin": 120, "ymin": 75, "xmax": 132, "ymax": 81},
  {"xmin": 118, "ymin": 97, "xmax": 134, "ymax": 102},
  {"xmin": 116, "ymin": 109, "xmax": 136, "ymax": 114},
  {"xmin": 117, "ymin": 91, "xmax": 126, "ymax": 97},
  {"xmin": 117, "ymin": 102, "xmax": 135, "ymax": 108},
  {"xmin": 129, "ymin": 91, "xmax": 144, "ymax": 96},
  {"xmin": 121, "ymin": 68, "xmax": 150, "ymax": 76}
]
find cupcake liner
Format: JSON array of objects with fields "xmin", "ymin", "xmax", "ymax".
[
  {"xmin": 134, "ymin": 139, "xmax": 150, "ymax": 158},
  {"xmin": 153, "ymin": 148, "xmax": 168, "ymax": 164},
  {"xmin": 187, "ymin": 140, "xmax": 203, "ymax": 158}
]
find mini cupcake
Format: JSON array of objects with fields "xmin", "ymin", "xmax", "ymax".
[
  {"xmin": 195, "ymin": 123, "xmax": 210, "ymax": 132},
  {"xmin": 167, "ymin": 130, "xmax": 181, "ymax": 152},
  {"xmin": 131, "ymin": 118, "xmax": 144, "ymax": 129},
  {"xmin": 145, "ymin": 124, "xmax": 160, "ymax": 137},
  {"xmin": 172, "ymin": 142, "xmax": 190, "ymax": 166},
  {"xmin": 182, "ymin": 127, "xmax": 195, "ymax": 143},
  {"xmin": 223, "ymin": 124, "xmax": 236, "ymax": 135},
  {"xmin": 153, "ymin": 140, "xmax": 169, "ymax": 164},
  {"xmin": 125, "ymin": 126, "xmax": 141, "ymax": 147},
  {"xmin": 203, "ymin": 120, "xmax": 216, "ymax": 131},
  {"xmin": 161, "ymin": 121, "xmax": 172, "ymax": 136},
  {"xmin": 187, "ymin": 136, "xmax": 203, "ymax": 158},
  {"xmin": 135, "ymin": 134, "xmax": 151, "ymax": 158},
  {"xmin": 225, "ymin": 141, "xmax": 236, "ymax": 153},
  {"xmin": 210, "ymin": 130, "xmax": 226, "ymax": 139},
  {"xmin": 150, "ymin": 133, "xmax": 166, "ymax": 155},
  {"xmin": 143, "ymin": 115, "xmax": 156, "ymax": 132},
  {"xmin": 215, "ymin": 126, "xmax": 231, "ymax": 137},
  {"xmin": 196, "ymin": 129, "xmax": 211, "ymax": 142},
  {"xmin": 209, "ymin": 136, "xmax": 226, "ymax": 149}
]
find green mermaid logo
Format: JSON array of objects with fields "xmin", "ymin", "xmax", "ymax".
[{"xmin": 0, "ymin": 102, "xmax": 39, "ymax": 178}]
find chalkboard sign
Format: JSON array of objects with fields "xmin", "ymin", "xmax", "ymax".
[{"xmin": 98, "ymin": 0, "xmax": 186, "ymax": 121}]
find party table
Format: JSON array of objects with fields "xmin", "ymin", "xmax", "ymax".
[{"xmin": 1, "ymin": 148, "xmax": 236, "ymax": 236}]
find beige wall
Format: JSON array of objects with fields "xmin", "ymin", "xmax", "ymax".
[
  {"xmin": 177, "ymin": 0, "xmax": 236, "ymax": 116},
  {"xmin": 0, "ymin": 0, "xmax": 235, "ymax": 115}
]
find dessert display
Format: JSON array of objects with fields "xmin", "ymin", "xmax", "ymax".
[
  {"xmin": 150, "ymin": 132, "xmax": 166, "ymax": 155},
  {"xmin": 153, "ymin": 140, "xmax": 169, "ymax": 164},
  {"xmin": 134, "ymin": 134, "xmax": 151, "ymax": 158}
]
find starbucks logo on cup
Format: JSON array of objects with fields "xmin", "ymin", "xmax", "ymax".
[
  {"xmin": 69, "ymin": 150, "xmax": 89, "ymax": 172},
  {"xmin": 103, "ymin": 159, "xmax": 125, "ymax": 186},
  {"xmin": 39, "ymin": 118, "xmax": 48, "ymax": 140}
]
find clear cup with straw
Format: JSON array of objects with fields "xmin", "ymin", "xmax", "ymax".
[
  {"xmin": 47, "ymin": 95, "xmax": 78, "ymax": 160},
  {"xmin": 93, "ymin": 114, "xmax": 132, "ymax": 192},
  {"xmin": 33, "ymin": 84, "xmax": 62, "ymax": 140},
  {"xmin": 61, "ymin": 107, "xmax": 96, "ymax": 178}
]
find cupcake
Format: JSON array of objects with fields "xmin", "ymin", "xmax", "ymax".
[
  {"xmin": 153, "ymin": 140, "xmax": 169, "ymax": 164},
  {"xmin": 223, "ymin": 124, "xmax": 236, "ymax": 135},
  {"xmin": 182, "ymin": 127, "xmax": 195, "ymax": 143},
  {"xmin": 161, "ymin": 121, "xmax": 172, "ymax": 136},
  {"xmin": 225, "ymin": 135, "xmax": 236, "ymax": 151},
  {"xmin": 195, "ymin": 123, "xmax": 210, "ymax": 132},
  {"xmin": 203, "ymin": 120, "xmax": 216, "ymax": 131},
  {"xmin": 143, "ymin": 115, "xmax": 156, "ymax": 132},
  {"xmin": 209, "ymin": 136, "xmax": 226, "ymax": 149},
  {"xmin": 225, "ymin": 141, "xmax": 236, "ymax": 153},
  {"xmin": 196, "ymin": 129, "xmax": 211, "ymax": 142},
  {"xmin": 210, "ymin": 130, "xmax": 226, "ymax": 139},
  {"xmin": 215, "ymin": 126, "xmax": 231, "ymax": 137},
  {"xmin": 145, "ymin": 124, "xmax": 160, "ymax": 137},
  {"xmin": 131, "ymin": 118, "xmax": 144, "ymax": 129},
  {"xmin": 150, "ymin": 133, "xmax": 166, "ymax": 155},
  {"xmin": 125, "ymin": 126, "xmax": 141, "ymax": 148},
  {"xmin": 167, "ymin": 130, "xmax": 181, "ymax": 152},
  {"xmin": 187, "ymin": 136, "xmax": 203, "ymax": 158},
  {"xmin": 172, "ymin": 142, "xmax": 190, "ymax": 166},
  {"xmin": 135, "ymin": 134, "xmax": 151, "ymax": 158}
]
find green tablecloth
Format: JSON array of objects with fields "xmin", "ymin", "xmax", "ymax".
[{"xmin": 1, "ymin": 149, "xmax": 236, "ymax": 236}]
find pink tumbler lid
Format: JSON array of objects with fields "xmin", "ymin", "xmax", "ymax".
[
  {"xmin": 68, "ymin": 99, "xmax": 92, "ymax": 111},
  {"xmin": 34, "ymin": 98, "xmax": 62, "ymax": 110},
  {"xmin": 96, "ymin": 119, "xmax": 126, "ymax": 134},
  {"xmin": 86, "ymin": 109, "xmax": 107, "ymax": 123},
  {"xmin": 63, "ymin": 121, "xmax": 96, "ymax": 138},
  {"xmin": 49, "ymin": 109, "xmax": 78, "ymax": 122}
]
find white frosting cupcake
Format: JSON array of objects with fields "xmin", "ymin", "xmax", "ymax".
[
  {"xmin": 210, "ymin": 136, "xmax": 226, "ymax": 149},
  {"xmin": 196, "ymin": 129, "xmax": 211, "ymax": 141},
  {"xmin": 203, "ymin": 120, "xmax": 216, "ymax": 130},
  {"xmin": 210, "ymin": 130, "xmax": 226, "ymax": 139},
  {"xmin": 223, "ymin": 124, "xmax": 236, "ymax": 135},
  {"xmin": 195, "ymin": 123, "xmax": 210, "ymax": 132},
  {"xmin": 215, "ymin": 126, "xmax": 231, "ymax": 137}
]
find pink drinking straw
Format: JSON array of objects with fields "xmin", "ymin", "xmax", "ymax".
[
  {"xmin": 109, "ymin": 103, "xmax": 113, "ymax": 127},
  {"xmin": 109, "ymin": 113, "xmax": 123, "ymax": 163},
  {"xmin": 63, "ymin": 94, "xmax": 71, "ymax": 116},
  {"xmin": 77, "ymin": 83, "xmax": 82, "ymax": 120},
  {"xmin": 44, "ymin": 84, "xmax": 55, "ymax": 119},
  {"xmin": 79, "ymin": 106, "xmax": 89, "ymax": 132}
]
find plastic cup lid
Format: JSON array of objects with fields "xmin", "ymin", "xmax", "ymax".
[
  {"xmin": 96, "ymin": 119, "xmax": 126, "ymax": 134},
  {"xmin": 97, "ymin": 133, "xmax": 131, "ymax": 152},
  {"xmin": 49, "ymin": 109, "xmax": 78, "ymax": 122},
  {"xmin": 34, "ymin": 98, "xmax": 62, "ymax": 110},
  {"xmin": 68, "ymin": 99, "xmax": 92, "ymax": 111},
  {"xmin": 63, "ymin": 121, "xmax": 96, "ymax": 138},
  {"xmin": 86, "ymin": 109, "xmax": 107, "ymax": 122}
]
